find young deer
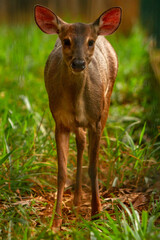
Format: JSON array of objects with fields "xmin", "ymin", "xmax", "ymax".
[{"xmin": 34, "ymin": 5, "xmax": 122, "ymax": 228}]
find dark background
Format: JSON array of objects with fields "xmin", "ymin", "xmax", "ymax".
[{"xmin": 0, "ymin": 0, "xmax": 160, "ymax": 47}]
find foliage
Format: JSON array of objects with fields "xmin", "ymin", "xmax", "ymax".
[{"xmin": 0, "ymin": 24, "xmax": 160, "ymax": 239}]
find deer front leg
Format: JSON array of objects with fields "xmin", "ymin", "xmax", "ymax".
[
  {"xmin": 74, "ymin": 128, "xmax": 86, "ymax": 206},
  {"xmin": 88, "ymin": 122, "xmax": 101, "ymax": 218},
  {"xmin": 53, "ymin": 125, "xmax": 70, "ymax": 228}
]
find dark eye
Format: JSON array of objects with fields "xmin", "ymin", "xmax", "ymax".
[
  {"xmin": 63, "ymin": 38, "xmax": 71, "ymax": 47},
  {"xmin": 88, "ymin": 39, "xmax": 95, "ymax": 47}
]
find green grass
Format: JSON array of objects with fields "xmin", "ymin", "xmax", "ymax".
[{"xmin": 0, "ymin": 24, "xmax": 160, "ymax": 239}]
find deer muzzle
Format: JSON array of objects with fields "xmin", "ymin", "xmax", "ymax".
[{"xmin": 71, "ymin": 58, "xmax": 86, "ymax": 72}]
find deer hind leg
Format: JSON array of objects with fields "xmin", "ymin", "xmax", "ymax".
[
  {"xmin": 74, "ymin": 128, "xmax": 86, "ymax": 206},
  {"xmin": 53, "ymin": 125, "xmax": 70, "ymax": 228},
  {"xmin": 88, "ymin": 122, "xmax": 102, "ymax": 218}
]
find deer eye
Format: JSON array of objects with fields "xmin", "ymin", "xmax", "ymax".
[
  {"xmin": 63, "ymin": 38, "xmax": 71, "ymax": 47},
  {"xmin": 88, "ymin": 39, "xmax": 95, "ymax": 47}
]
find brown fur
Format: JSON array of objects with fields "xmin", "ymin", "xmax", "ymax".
[{"xmin": 34, "ymin": 5, "xmax": 121, "ymax": 229}]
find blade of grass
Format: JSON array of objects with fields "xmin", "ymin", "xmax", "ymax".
[
  {"xmin": 139, "ymin": 122, "xmax": 146, "ymax": 145},
  {"xmin": 0, "ymin": 149, "xmax": 14, "ymax": 165}
]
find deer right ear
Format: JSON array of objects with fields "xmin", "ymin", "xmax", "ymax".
[
  {"xmin": 34, "ymin": 5, "xmax": 64, "ymax": 34},
  {"xmin": 94, "ymin": 7, "xmax": 122, "ymax": 36}
]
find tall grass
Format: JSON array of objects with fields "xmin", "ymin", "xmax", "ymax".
[{"xmin": 0, "ymin": 24, "xmax": 160, "ymax": 239}]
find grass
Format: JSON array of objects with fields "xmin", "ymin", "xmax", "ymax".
[{"xmin": 0, "ymin": 23, "xmax": 160, "ymax": 239}]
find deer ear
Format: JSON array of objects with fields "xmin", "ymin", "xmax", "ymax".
[
  {"xmin": 34, "ymin": 5, "xmax": 64, "ymax": 34},
  {"xmin": 94, "ymin": 7, "xmax": 122, "ymax": 36}
]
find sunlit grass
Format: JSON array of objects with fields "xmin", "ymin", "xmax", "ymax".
[{"xmin": 0, "ymin": 24, "xmax": 160, "ymax": 239}]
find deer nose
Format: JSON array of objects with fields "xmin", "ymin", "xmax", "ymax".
[{"xmin": 71, "ymin": 58, "xmax": 85, "ymax": 72}]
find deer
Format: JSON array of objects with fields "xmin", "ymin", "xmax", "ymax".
[{"xmin": 34, "ymin": 5, "xmax": 122, "ymax": 229}]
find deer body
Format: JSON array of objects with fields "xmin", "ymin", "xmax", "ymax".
[
  {"xmin": 35, "ymin": 5, "xmax": 122, "ymax": 229},
  {"xmin": 45, "ymin": 36, "xmax": 117, "ymax": 131}
]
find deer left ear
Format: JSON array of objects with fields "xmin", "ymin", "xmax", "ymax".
[
  {"xmin": 34, "ymin": 5, "xmax": 65, "ymax": 35},
  {"xmin": 94, "ymin": 7, "xmax": 122, "ymax": 36}
]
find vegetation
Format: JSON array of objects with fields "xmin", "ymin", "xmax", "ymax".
[{"xmin": 0, "ymin": 24, "xmax": 160, "ymax": 239}]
